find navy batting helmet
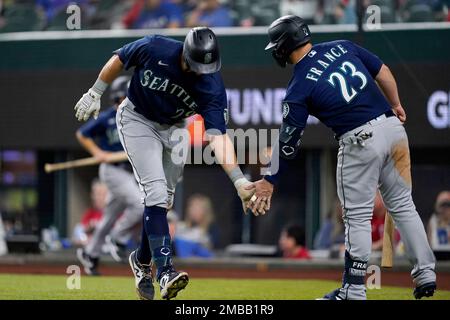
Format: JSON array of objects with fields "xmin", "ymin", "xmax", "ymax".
[
  {"xmin": 183, "ymin": 27, "xmax": 221, "ymax": 74},
  {"xmin": 110, "ymin": 76, "xmax": 130, "ymax": 103},
  {"xmin": 265, "ymin": 15, "xmax": 311, "ymax": 68}
]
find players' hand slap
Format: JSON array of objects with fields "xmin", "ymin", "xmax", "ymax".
[
  {"xmin": 235, "ymin": 180, "xmax": 256, "ymax": 216},
  {"xmin": 246, "ymin": 179, "xmax": 274, "ymax": 216}
]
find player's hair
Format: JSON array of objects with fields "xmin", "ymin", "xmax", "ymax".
[
  {"xmin": 284, "ymin": 224, "xmax": 306, "ymax": 246},
  {"xmin": 91, "ymin": 177, "xmax": 102, "ymax": 188}
]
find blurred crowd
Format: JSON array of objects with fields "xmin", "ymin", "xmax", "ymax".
[
  {"xmin": 71, "ymin": 178, "xmax": 220, "ymax": 259},
  {"xmin": 65, "ymin": 177, "xmax": 450, "ymax": 262},
  {"xmin": 0, "ymin": 0, "xmax": 448, "ymax": 33},
  {"xmin": 1, "ymin": 173, "xmax": 449, "ymax": 259}
]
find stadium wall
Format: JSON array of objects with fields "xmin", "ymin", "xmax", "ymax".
[{"xmin": 0, "ymin": 25, "xmax": 449, "ymax": 148}]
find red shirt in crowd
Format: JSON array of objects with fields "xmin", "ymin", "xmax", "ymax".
[
  {"xmin": 284, "ymin": 246, "xmax": 311, "ymax": 260},
  {"xmin": 81, "ymin": 208, "xmax": 103, "ymax": 229},
  {"xmin": 372, "ymin": 214, "xmax": 401, "ymax": 243}
]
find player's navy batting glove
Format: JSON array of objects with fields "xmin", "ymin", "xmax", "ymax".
[{"xmin": 74, "ymin": 89, "xmax": 101, "ymax": 121}]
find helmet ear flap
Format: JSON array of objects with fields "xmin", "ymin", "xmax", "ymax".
[
  {"xmin": 272, "ymin": 49, "xmax": 287, "ymax": 68},
  {"xmin": 272, "ymin": 36, "xmax": 289, "ymax": 67}
]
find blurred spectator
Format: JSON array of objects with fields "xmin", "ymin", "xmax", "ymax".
[
  {"xmin": 0, "ymin": 0, "xmax": 448, "ymax": 32},
  {"xmin": 371, "ymin": 192, "xmax": 400, "ymax": 251},
  {"xmin": 172, "ymin": 0, "xmax": 197, "ymax": 15},
  {"xmin": 92, "ymin": 0, "xmax": 135, "ymax": 30},
  {"xmin": 174, "ymin": 194, "xmax": 218, "ymax": 258},
  {"xmin": 278, "ymin": 224, "xmax": 311, "ymax": 259},
  {"xmin": 72, "ymin": 179, "xmax": 107, "ymax": 246},
  {"xmin": 122, "ymin": 0, "xmax": 183, "ymax": 29},
  {"xmin": 37, "ymin": 0, "xmax": 83, "ymax": 23},
  {"xmin": 167, "ymin": 209, "xmax": 178, "ymax": 239},
  {"xmin": 427, "ymin": 191, "xmax": 450, "ymax": 249},
  {"xmin": 371, "ymin": 192, "xmax": 386, "ymax": 251},
  {"xmin": 0, "ymin": 0, "xmax": 6, "ymax": 29},
  {"xmin": 36, "ymin": 0, "xmax": 97, "ymax": 29},
  {"xmin": 0, "ymin": 0, "xmax": 45, "ymax": 32},
  {"xmin": 232, "ymin": 0, "xmax": 280, "ymax": 26},
  {"xmin": 279, "ymin": 0, "xmax": 319, "ymax": 24},
  {"xmin": 186, "ymin": 0, "xmax": 233, "ymax": 27},
  {"xmin": 314, "ymin": 198, "xmax": 345, "ymax": 250},
  {"xmin": 317, "ymin": 0, "xmax": 357, "ymax": 24},
  {"xmin": 371, "ymin": 192, "xmax": 385, "ymax": 250},
  {"xmin": 399, "ymin": 0, "xmax": 447, "ymax": 22}
]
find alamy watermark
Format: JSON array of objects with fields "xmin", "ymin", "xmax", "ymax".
[
  {"xmin": 66, "ymin": 4, "xmax": 81, "ymax": 30},
  {"xmin": 66, "ymin": 265, "xmax": 81, "ymax": 290},
  {"xmin": 169, "ymin": 121, "xmax": 279, "ymax": 175},
  {"xmin": 365, "ymin": 5, "xmax": 382, "ymax": 30},
  {"xmin": 366, "ymin": 265, "xmax": 381, "ymax": 289},
  {"xmin": 65, "ymin": 4, "xmax": 384, "ymax": 31}
]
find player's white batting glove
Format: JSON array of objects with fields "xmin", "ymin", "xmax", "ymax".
[
  {"xmin": 234, "ymin": 178, "xmax": 256, "ymax": 215},
  {"xmin": 74, "ymin": 89, "xmax": 101, "ymax": 121}
]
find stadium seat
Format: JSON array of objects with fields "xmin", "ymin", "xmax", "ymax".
[
  {"xmin": 96, "ymin": 0, "xmax": 118, "ymax": 13},
  {"xmin": 45, "ymin": 7, "xmax": 72, "ymax": 31},
  {"xmin": 232, "ymin": 0, "xmax": 280, "ymax": 26},
  {"xmin": 89, "ymin": 0, "xmax": 134, "ymax": 30},
  {"xmin": 0, "ymin": 4, "xmax": 44, "ymax": 33},
  {"xmin": 406, "ymin": 4, "xmax": 434, "ymax": 22}
]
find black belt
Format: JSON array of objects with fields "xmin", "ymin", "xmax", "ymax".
[
  {"xmin": 334, "ymin": 110, "xmax": 396, "ymax": 141},
  {"xmin": 383, "ymin": 109, "xmax": 396, "ymax": 118}
]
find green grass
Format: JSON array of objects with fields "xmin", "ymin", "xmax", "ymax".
[{"xmin": 0, "ymin": 274, "xmax": 448, "ymax": 300}]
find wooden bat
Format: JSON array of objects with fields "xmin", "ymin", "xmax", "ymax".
[
  {"xmin": 44, "ymin": 152, "xmax": 128, "ymax": 173},
  {"xmin": 381, "ymin": 211, "xmax": 395, "ymax": 268}
]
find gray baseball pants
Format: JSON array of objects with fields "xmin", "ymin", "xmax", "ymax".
[
  {"xmin": 85, "ymin": 163, "xmax": 143, "ymax": 257},
  {"xmin": 336, "ymin": 114, "xmax": 436, "ymax": 299},
  {"xmin": 116, "ymin": 98, "xmax": 187, "ymax": 210}
]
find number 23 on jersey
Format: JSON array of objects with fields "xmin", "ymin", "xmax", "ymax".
[{"xmin": 327, "ymin": 61, "xmax": 368, "ymax": 103}]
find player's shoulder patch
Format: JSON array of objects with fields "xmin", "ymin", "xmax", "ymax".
[{"xmin": 282, "ymin": 102, "xmax": 290, "ymax": 119}]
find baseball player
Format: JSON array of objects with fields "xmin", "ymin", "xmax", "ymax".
[
  {"xmin": 248, "ymin": 15, "xmax": 437, "ymax": 300},
  {"xmin": 73, "ymin": 27, "xmax": 255, "ymax": 300},
  {"xmin": 76, "ymin": 76, "xmax": 143, "ymax": 275}
]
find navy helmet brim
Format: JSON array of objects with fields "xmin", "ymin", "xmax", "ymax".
[{"xmin": 265, "ymin": 41, "xmax": 277, "ymax": 51}]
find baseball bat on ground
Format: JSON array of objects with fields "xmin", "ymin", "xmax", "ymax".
[
  {"xmin": 44, "ymin": 152, "xmax": 128, "ymax": 173},
  {"xmin": 381, "ymin": 211, "xmax": 395, "ymax": 268}
]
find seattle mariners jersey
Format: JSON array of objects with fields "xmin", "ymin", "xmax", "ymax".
[
  {"xmin": 79, "ymin": 107, "xmax": 123, "ymax": 152},
  {"xmin": 116, "ymin": 35, "xmax": 228, "ymax": 133},
  {"xmin": 283, "ymin": 40, "xmax": 391, "ymax": 137}
]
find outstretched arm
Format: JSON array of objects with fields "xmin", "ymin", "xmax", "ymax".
[
  {"xmin": 98, "ymin": 55, "xmax": 124, "ymax": 84},
  {"xmin": 375, "ymin": 64, "xmax": 406, "ymax": 123},
  {"xmin": 247, "ymin": 101, "xmax": 308, "ymax": 215},
  {"xmin": 76, "ymin": 131, "xmax": 115, "ymax": 163},
  {"xmin": 208, "ymin": 133, "xmax": 256, "ymax": 215},
  {"xmin": 74, "ymin": 55, "xmax": 124, "ymax": 121}
]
